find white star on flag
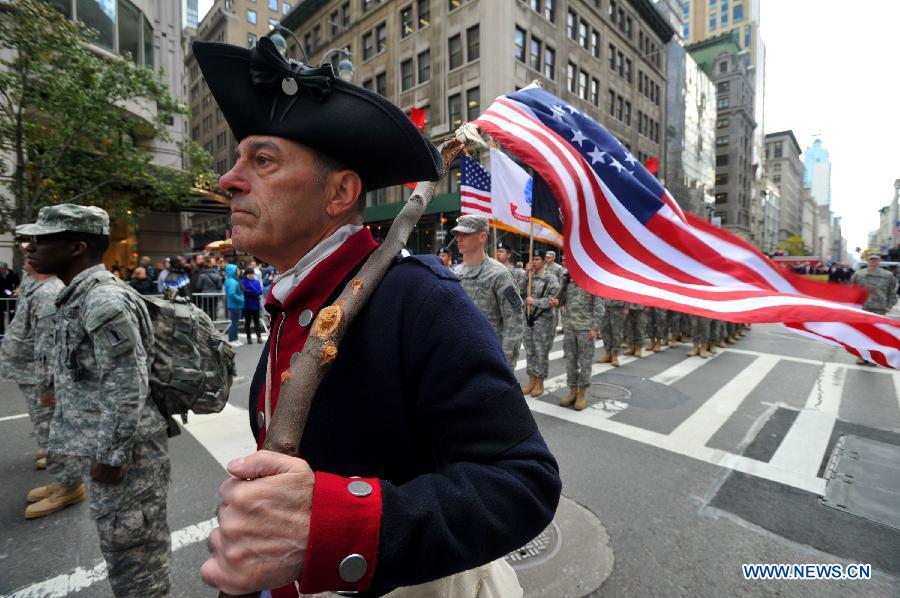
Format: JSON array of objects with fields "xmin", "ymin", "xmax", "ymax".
[
  {"xmin": 565, "ymin": 105, "xmax": 579, "ymax": 114},
  {"xmin": 571, "ymin": 129, "xmax": 588, "ymax": 146},
  {"xmin": 551, "ymin": 105, "xmax": 566, "ymax": 120},
  {"xmin": 608, "ymin": 158, "xmax": 625, "ymax": 173},
  {"xmin": 588, "ymin": 147, "xmax": 607, "ymax": 164},
  {"xmin": 623, "ymin": 152, "xmax": 638, "ymax": 166}
]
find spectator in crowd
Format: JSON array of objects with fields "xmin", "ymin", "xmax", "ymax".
[
  {"xmin": 140, "ymin": 256, "xmax": 156, "ymax": 282},
  {"xmin": 248, "ymin": 260, "xmax": 262, "ymax": 281},
  {"xmin": 156, "ymin": 258, "xmax": 171, "ymax": 293},
  {"xmin": 128, "ymin": 267, "xmax": 157, "ymax": 295},
  {"xmin": 241, "ymin": 269, "xmax": 264, "ymax": 344},
  {"xmin": 161, "ymin": 256, "xmax": 191, "ymax": 298},
  {"xmin": 193, "ymin": 261, "xmax": 224, "ymax": 319},
  {"xmin": 224, "ymin": 263, "xmax": 244, "ymax": 346},
  {"xmin": 0, "ymin": 261, "xmax": 21, "ymax": 336},
  {"xmin": 260, "ymin": 262, "xmax": 275, "ymax": 297},
  {"xmin": 189, "ymin": 254, "xmax": 206, "ymax": 291}
]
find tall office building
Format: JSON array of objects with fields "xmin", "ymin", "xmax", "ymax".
[
  {"xmin": 763, "ymin": 130, "xmax": 802, "ymax": 243},
  {"xmin": 278, "ymin": 0, "xmax": 675, "ymax": 253},
  {"xmin": 683, "ymin": 0, "xmax": 765, "ymax": 244},
  {"xmin": 186, "ymin": 0, "xmax": 200, "ymax": 28},
  {"xmin": 688, "ymin": 31, "xmax": 754, "ymax": 239},
  {"xmin": 803, "ymin": 138, "xmax": 831, "ymax": 207}
]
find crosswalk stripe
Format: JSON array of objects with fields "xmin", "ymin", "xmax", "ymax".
[
  {"xmin": 181, "ymin": 402, "xmax": 256, "ymax": 471},
  {"xmin": 759, "ymin": 363, "xmax": 845, "ymax": 480},
  {"xmin": 649, "ymin": 352, "xmax": 712, "ymax": 385},
  {"xmin": 667, "ymin": 354, "xmax": 780, "ymax": 447}
]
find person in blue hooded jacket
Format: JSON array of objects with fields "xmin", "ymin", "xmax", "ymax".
[
  {"xmin": 223, "ymin": 263, "xmax": 244, "ymax": 345},
  {"xmin": 240, "ymin": 268, "xmax": 264, "ymax": 344}
]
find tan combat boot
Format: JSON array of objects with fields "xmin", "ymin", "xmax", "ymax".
[
  {"xmin": 596, "ymin": 351, "xmax": 613, "ymax": 364},
  {"xmin": 611, "ymin": 352, "xmax": 621, "ymax": 367},
  {"xmin": 648, "ymin": 340, "xmax": 659, "ymax": 352},
  {"xmin": 622, "ymin": 345, "xmax": 635, "ymax": 356},
  {"xmin": 560, "ymin": 386, "xmax": 578, "ymax": 407},
  {"xmin": 632, "ymin": 344, "xmax": 643, "ymax": 358},
  {"xmin": 698, "ymin": 345, "xmax": 711, "ymax": 358},
  {"xmin": 707, "ymin": 342, "xmax": 718, "ymax": 354},
  {"xmin": 26, "ymin": 482, "xmax": 63, "ymax": 503},
  {"xmin": 687, "ymin": 343, "xmax": 700, "ymax": 357},
  {"xmin": 652, "ymin": 340, "xmax": 664, "ymax": 352},
  {"xmin": 530, "ymin": 378, "xmax": 545, "ymax": 397},
  {"xmin": 668, "ymin": 336, "xmax": 677, "ymax": 347},
  {"xmin": 718, "ymin": 339, "xmax": 727, "ymax": 348},
  {"xmin": 574, "ymin": 387, "xmax": 588, "ymax": 411},
  {"xmin": 35, "ymin": 457, "xmax": 47, "ymax": 470},
  {"xmin": 855, "ymin": 357, "xmax": 867, "ymax": 365},
  {"xmin": 521, "ymin": 375, "xmax": 536, "ymax": 395},
  {"xmin": 25, "ymin": 483, "xmax": 86, "ymax": 519}
]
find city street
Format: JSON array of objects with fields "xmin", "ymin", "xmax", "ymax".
[{"xmin": 1, "ymin": 324, "xmax": 899, "ymax": 597}]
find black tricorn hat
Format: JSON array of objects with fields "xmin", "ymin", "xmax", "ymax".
[{"xmin": 192, "ymin": 38, "xmax": 442, "ymax": 190}]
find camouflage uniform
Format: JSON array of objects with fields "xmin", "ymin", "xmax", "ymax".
[
  {"xmin": 599, "ymin": 299, "xmax": 627, "ymax": 354},
  {"xmin": 558, "ymin": 274, "xmax": 603, "ymax": 387},
  {"xmin": 690, "ymin": 316, "xmax": 710, "ymax": 346},
  {"xmin": 50, "ymin": 264, "xmax": 170, "ymax": 597},
  {"xmin": 545, "ymin": 260, "xmax": 566, "ymax": 331},
  {"xmin": 623, "ymin": 303, "xmax": 646, "ymax": 350},
  {"xmin": 647, "ymin": 307, "xmax": 668, "ymax": 345},
  {"xmin": 521, "ymin": 270, "xmax": 559, "ymax": 379},
  {"xmin": 851, "ymin": 266, "xmax": 898, "ymax": 315},
  {"xmin": 459, "ymin": 256, "xmax": 524, "ymax": 369}
]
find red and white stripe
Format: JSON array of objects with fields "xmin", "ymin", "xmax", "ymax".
[
  {"xmin": 474, "ymin": 97, "xmax": 900, "ymax": 367},
  {"xmin": 460, "ymin": 185, "xmax": 492, "ymax": 216}
]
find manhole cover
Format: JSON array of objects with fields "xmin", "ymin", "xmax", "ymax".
[
  {"xmin": 588, "ymin": 382, "xmax": 631, "ymax": 413},
  {"xmin": 504, "ymin": 521, "xmax": 562, "ymax": 570}
]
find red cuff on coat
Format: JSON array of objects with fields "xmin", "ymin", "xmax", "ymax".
[{"xmin": 294, "ymin": 471, "xmax": 382, "ymax": 594}]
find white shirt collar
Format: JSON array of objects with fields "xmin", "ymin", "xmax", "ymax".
[{"xmin": 271, "ymin": 224, "xmax": 363, "ymax": 303}]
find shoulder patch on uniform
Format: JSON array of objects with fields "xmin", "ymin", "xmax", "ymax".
[{"xmin": 504, "ymin": 285, "xmax": 523, "ymax": 309}]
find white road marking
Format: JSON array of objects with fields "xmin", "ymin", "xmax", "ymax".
[
  {"xmin": 527, "ymin": 399, "xmax": 826, "ymax": 495},
  {"xmin": 767, "ymin": 362, "xmax": 845, "ymax": 480},
  {"xmin": 0, "ymin": 412, "xmax": 29, "ymax": 423},
  {"xmin": 649, "ymin": 351, "xmax": 712, "ymax": 385},
  {"xmin": 723, "ymin": 346, "xmax": 900, "ymax": 375},
  {"xmin": 8, "ymin": 518, "xmax": 219, "ymax": 598},
  {"xmin": 182, "ymin": 402, "xmax": 257, "ymax": 471},
  {"xmin": 668, "ymin": 354, "xmax": 780, "ymax": 447}
]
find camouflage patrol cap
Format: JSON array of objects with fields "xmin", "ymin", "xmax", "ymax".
[
  {"xmin": 861, "ymin": 248, "xmax": 883, "ymax": 260},
  {"xmin": 16, "ymin": 204, "xmax": 110, "ymax": 237},
  {"xmin": 451, "ymin": 214, "xmax": 489, "ymax": 235}
]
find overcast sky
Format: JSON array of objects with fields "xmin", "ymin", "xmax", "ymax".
[{"xmin": 197, "ymin": 0, "xmax": 899, "ymax": 256}]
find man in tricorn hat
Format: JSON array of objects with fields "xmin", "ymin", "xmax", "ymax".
[
  {"xmin": 19, "ymin": 204, "xmax": 170, "ymax": 597},
  {"xmin": 193, "ymin": 37, "xmax": 560, "ymax": 596}
]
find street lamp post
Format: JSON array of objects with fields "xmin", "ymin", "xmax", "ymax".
[{"xmin": 318, "ymin": 47, "xmax": 354, "ymax": 82}]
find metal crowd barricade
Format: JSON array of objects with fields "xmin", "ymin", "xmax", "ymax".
[
  {"xmin": 190, "ymin": 292, "xmax": 270, "ymax": 335},
  {"xmin": 0, "ymin": 296, "xmax": 19, "ymax": 339}
]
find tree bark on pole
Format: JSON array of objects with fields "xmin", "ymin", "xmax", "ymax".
[{"xmin": 218, "ymin": 132, "xmax": 470, "ymax": 598}]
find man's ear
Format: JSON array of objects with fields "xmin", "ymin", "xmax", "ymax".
[
  {"xmin": 70, "ymin": 240, "xmax": 89, "ymax": 259},
  {"xmin": 325, "ymin": 170, "xmax": 364, "ymax": 219}
]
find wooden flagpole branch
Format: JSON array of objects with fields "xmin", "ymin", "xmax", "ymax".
[
  {"xmin": 262, "ymin": 133, "xmax": 467, "ymax": 455},
  {"xmin": 219, "ymin": 132, "xmax": 469, "ymax": 598}
]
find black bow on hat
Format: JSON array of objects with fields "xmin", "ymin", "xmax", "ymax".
[{"xmin": 249, "ymin": 37, "xmax": 334, "ymax": 121}]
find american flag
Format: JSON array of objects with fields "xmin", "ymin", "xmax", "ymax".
[
  {"xmin": 473, "ymin": 86, "xmax": 900, "ymax": 368},
  {"xmin": 460, "ymin": 155, "xmax": 493, "ymax": 217}
]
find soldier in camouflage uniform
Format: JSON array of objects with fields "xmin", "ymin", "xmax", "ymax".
[
  {"xmin": 20, "ymin": 205, "xmax": 170, "ymax": 597},
  {"xmin": 596, "ymin": 298, "xmax": 625, "ymax": 366},
  {"xmin": 622, "ymin": 302, "xmax": 646, "ymax": 358},
  {"xmin": 707, "ymin": 319, "xmax": 722, "ymax": 354},
  {"xmin": 688, "ymin": 315, "xmax": 711, "ymax": 358},
  {"xmin": 851, "ymin": 250, "xmax": 898, "ymax": 365},
  {"xmin": 521, "ymin": 249, "xmax": 560, "ymax": 397},
  {"xmin": 646, "ymin": 307, "xmax": 668, "ymax": 352},
  {"xmin": 544, "ymin": 250, "xmax": 565, "ymax": 332},
  {"xmin": 497, "ymin": 241, "xmax": 526, "ymax": 290},
  {"xmin": 452, "ymin": 216, "xmax": 524, "ymax": 369},
  {"xmin": 551, "ymin": 273, "xmax": 603, "ymax": 410},
  {"xmin": 0, "ymin": 256, "xmax": 85, "ymax": 517}
]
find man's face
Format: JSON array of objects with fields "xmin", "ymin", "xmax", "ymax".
[
  {"xmin": 545, "ymin": 255, "xmax": 555, "ymax": 265},
  {"xmin": 141, "ymin": 256, "xmax": 150, "ymax": 266},
  {"xmin": 439, "ymin": 252, "xmax": 450, "ymax": 267},
  {"xmin": 455, "ymin": 231, "xmax": 485, "ymax": 255},
  {"xmin": 868, "ymin": 257, "xmax": 881, "ymax": 268},
  {"xmin": 24, "ymin": 235, "xmax": 79, "ymax": 276},
  {"xmin": 219, "ymin": 136, "xmax": 330, "ymax": 264},
  {"xmin": 497, "ymin": 248, "xmax": 510, "ymax": 263},
  {"xmin": 531, "ymin": 255, "xmax": 545, "ymax": 270}
]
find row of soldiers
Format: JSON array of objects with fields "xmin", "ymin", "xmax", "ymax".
[{"xmin": 451, "ymin": 215, "xmax": 750, "ymax": 413}]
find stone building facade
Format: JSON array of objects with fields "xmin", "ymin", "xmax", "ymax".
[{"xmin": 763, "ymin": 130, "xmax": 803, "ymax": 243}]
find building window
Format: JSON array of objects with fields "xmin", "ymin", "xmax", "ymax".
[
  {"xmin": 341, "ymin": 2, "xmax": 350, "ymax": 27},
  {"xmin": 719, "ymin": 60, "xmax": 728, "ymax": 73},
  {"xmin": 591, "ymin": 29, "xmax": 600, "ymax": 57},
  {"xmin": 715, "ymin": 193, "xmax": 728, "ymax": 203},
  {"xmin": 448, "ymin": 93, "xmax": 462, "ymax": 128},
  {"xmin": 448, "ymin": 34, "xmax": 462, "ymax": 69},
  {"xmin": 578, "ymin": 70, "xmax": 588, "ymax": 100},
  {"xmin": 417, "ymin": 0, "xmax": 429, "ymax": 28},
  {"xmin": 375, "ymin": 72, "xmax": 386, "ymax": 96},
  {"xmin": 577, "ymin": 19, "xmax": 588, "ymax": 48},
  {"xmin": 716, "ymin": 135, "xmax": 729, "ymax": 147},
  {"xmin": 608, "ymin": 44, "xmax": 615, "ymax": 70},
  {"xmin": 709, "ymin": 14, "xmax": 716, "ymax": 30},
  {"xmin": 624, "ymin": 100, "xmax": 631, "ymax": 125},
  {"xmin": 543, "ymin": 45, "xmax": 555, "ymax": 79},
  {"xmin": 117, "ymin": 0, "xmax": 142, "ymax": 64},
  {"xmin": 718, "ymin": 81, "xmax": 730, "ymax": 94},
  {"xmin": 247, "ymin": 9, "xmax": 256, "ymax": 23},
  {"xmin": 566, "ymin": 9, "xmax": 576, "ymax": 39},
  {"xmin": 624, "ymin": 58, "xmax": 632, "ymax": 82},
  {"xmin": 247, "ymin": 32, "xmax": 257, "ymax": 47},
  {"xmin": 716, "ymin": 154, "xmax": 729, "ymax": 166},
  {"xmin": 362, "ymin": 78, "xmax": 373, "ymax": 90},
  {"xmin": 616, "ymin": 95, "xmax": 623, "ymax": 121},
  {"xmin": 283, "ymin": 2, "xmax": 292, "ymax": 15},
  {"xmin": 449, "ymin": 0, "xmax": 461, "ymax": 11},
  {"xmin": 77, "ymin": 0, "xmax": 116, "ymax": 50},
  {"xmin": 744, "ymin": 24, "xmax": 751, "ymax": 47},
  {"xmin": 401, "ymin": 58, "xmax": 414, "ymax": 90},
  {"xmin": 717, "ymin": 117, "xmax": 729, "ymax": 129},
  {"xmin": 466, "ymin": 25, "xmax": 479, "ymax": 61},
  {"xmin": 269, "ymin": 0, "xmax": 277, "ymax": 11},
  {"xmin": 772, "ymin": 174, "xmax": 781, "ymax": 183},
  {"xmin": 543, "ymin": 0, "xmax": 555, "ymax": 22},
  {"xmin": 567, "ymin": 62, "xmax": 576, "ymax": 93},
  {"xmin": 774, "ymin": 142, "xmax": 783, "ymax": 158},
  {"xmin": 683, "ymin": 23, "xmax": 689, "ymax": 38},
  {"xmin": 608, "ymin": 89, "xmax": 615, "ymax": 117},
  {"xmin": 362, "ymin": 0, "xmax": 378, "ymax": 11},
  {"xmin": 590, "ymin": 78, "xmax": 599, "ymax": 106},
  {"xmin": 400, "ymin": 5, "xmax": 413, "ymax": 37},
  {"xmin": 417, "ymin": 49, "xmax": 431, "ymax": 82},
  {"xmin": 718, "ymin": 97, "xmax": 729, "ymax": 108},
  {"xmin": 529, "ymin": 36, "xmax": 542, "ymax": 71},
  {"xmin": 514, "ymin": 26, "xmax": 526, "ymax": 62},
  {"xmin": 721, "ymin": 10, "xmax": 728, "ymax": 25},
  {"xmin": 363, "ymin": 31, "xmax": 373, "ymax": 60},
  {"xmin": 376, "ymin": 22, "xmax": 387, "ymax": 53},
  {"xmin": 467, "ymin": 86, "xmax": 480, "ymax": 120}
]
